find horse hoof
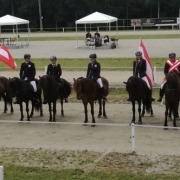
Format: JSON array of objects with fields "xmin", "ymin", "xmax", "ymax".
[
  {"xmin": 97, "ymin": 115, "xmax": 101, "ymax": 118},
  {"xmin": 40, "ymin": 113, "xmax": 43, "ymax": 116},
  {"xmin": 27, "ymin": 119, "xmax": 31, "ymax": 121},
  {"xmin": 103, "ymin": 115, "xmax": 107, "ymax": 119},
  {"xmin": 61, "ymin": 114, "xmax": 64, "ymax": 117},
  {"xmin": 138, "ymin": 121, "xmax": 142, "ymax": 125},
  {"xmin": 82, "ymin": 123, "xmax": 88, "ymax": 126}
]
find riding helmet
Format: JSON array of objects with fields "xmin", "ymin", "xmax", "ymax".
[
  {"xmin": 50, "ymin": 56, "xmax": 57, "ymax": 61},
  {"xmin": 24, "ymin": 54, "xmax": 31, "ymax": 59},
  {"xmin": 135, "ymin": 51, "xmax": 142, "ymax": 56},
  {"xmin": 169, "ymin": 53, "xmax": 176, "ymax": 58},
  {"xmin": 89, "ymin": 53, "xmax": 97, "ymax": 59}
]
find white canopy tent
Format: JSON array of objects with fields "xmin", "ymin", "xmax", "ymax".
[
  {"xmin": 75, "ymin": 12, "xmax": 118, "ymax": 47},
  {"xmin": 0, "ymin": 14, "xmax": 29, "ymax": 46}
]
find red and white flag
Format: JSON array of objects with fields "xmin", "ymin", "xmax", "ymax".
[
  {"xmin": 0, "ymin": 44, "xmax": 17, "ymax": 69},
  {"xmin": 138, "ymin": 39, "xmax": 154, "ymax": 90}
]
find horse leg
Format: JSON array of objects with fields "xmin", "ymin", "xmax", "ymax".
[
  {"xmin": 150, "ymin": 105, "xmax": 154, "ymax": 117},
  {"xmin": 48, "ymin": 102, "xmax": 52, "ymax": 122},
  {"xmin": 60, "ymin": 97, "xmax": 64, "ymax": 117},
  {"xmin": 131, "ymin": 100, "xmax": 136, "ymax": 124},
  {"xmin": 26, "ymin": 101, "xmax": 30, "ymax": 121},
  {"xmin": 173, "ymin": 106, "xmax": 178, "ymax": 128},
  {"xmin": 2, "ymin": 96, "xmax": 8, "ymax": 113},
  {"xmin": 83, "ymin": 102, "xmax": 88, "ymax": 125},
  {"xmin": 40, "ymin": 103, "xmax": 43, "ymax": 116},
  {"xmin": 10, "ymin": 101, "xmax": 14, "ymax": 113},
  {"xmin": 29, "ymin": 101, "xmax": 34, "ymax": 118},
  {"xmin": 141, "ymin": 100, "xmax": 145, "ymax": 117},
  {"xmin": 164, "ymin": 104, "xmax": 169, "ymax": 129},
  {"xmin": 138, "ymin": 101, "xmax": 142, "ymax": 124},
  {"xmin": 53, "ymin": 101, "xmax": 56, "ymax": 122},
  {"xmin": 97, "ymin": 99, "xmax": 102, "ymax": 118},
  {"xmin": 102, "ymin": 98, "xmax": 107, "ymax": 118},
  {"xmin": 90, "ymin": 102, "xmax": 95, "ymax": 127},
  {"xmin": 19, "ymin": 102, "xmax": 24, "ymax": 121}
]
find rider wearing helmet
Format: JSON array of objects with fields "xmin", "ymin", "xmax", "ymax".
[
  {"xmin": 86, "ymin": 53, "xmax": 107, "ymax": 101},
  {"xmin": 157, "ymin": 52, "xmax": 180, "ymax": 102},
  {"xmin": 14, "ymin": 54, "xmax": 39, "ymax": 104},
  {"xmin": 127, "ymin": 51, "xmax": 155, "ymax": 101},
  {"xmin": 43, "ymin": 55, "xmax": 68, "ymax": 104}
]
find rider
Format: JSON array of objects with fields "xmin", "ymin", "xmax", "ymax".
[
  {"xmin": 86, "ymin": 53, "xmax": 107, "ymax": 101},
  {"xmin": 43, "ymin": 55, "xmax": 68, "ymax": 104},
  {"xmin": 157, "ymin": 52, "xmax": 180, "ymax": 102},
  {"xmin": 127, "ymin": 51, "xmax": 155, "ymax": 101},
  {"xmin": 14, "ymin": 54, "xmax": 39, "ymax": 104}
]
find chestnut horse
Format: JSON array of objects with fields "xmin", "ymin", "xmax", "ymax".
[{"xmin": 73, "ymin": 77, "xmax": 109, "ymax": 126}]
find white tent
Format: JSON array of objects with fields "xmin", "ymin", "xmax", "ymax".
[
  {"xmin": 75, "ymin": 12, "xmax": 118, "ymax": 47},
  {"xmin": 0, "ymin": 14, "xmax": 29, "ymax": 46}
]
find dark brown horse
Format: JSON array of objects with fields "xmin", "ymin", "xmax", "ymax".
[
  {"xmin": 39, "ymin": 75, "xmax": 71, "ymax": 121},
  {"xmin": 124, "ymin": 76, "xmax": 152, "ymax": 124},
  {"xmin": 9, "ymin": 77, "xmax": 42, "ymax": 121},
  {"xmin": 73, "ymin": 77, "xmax": 109, "ymax": 126},
  {"xmin": 0, "ymin": 76, "xmax": 14, "ymax": 113},
  {"xmin": 164, "ymin": 72, "xmax": 180, "ymax": 128}
]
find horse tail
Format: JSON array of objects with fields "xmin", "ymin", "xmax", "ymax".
[
  {"xmin": 144, "ymin": 92, "xmax": 151, "ymax": 114},
  {"xmin": 62, "ymin": 78, "xmax": 72, "ymax": 96},
  {"xmin": 34, "ymin": 103, "xmax": 41, "ymax": 112}
]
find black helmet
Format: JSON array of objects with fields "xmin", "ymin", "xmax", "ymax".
[
  {"xmin": 24, "ymin": 54, "xmax": 31, "ymax": 59},
  {"xmin": 169, "ymin": 53, "xmax": 176, "ymax": 58},
  {"xmin": 50, "ymin": 56, "xmax": 57, "ymax": 61},
  {"xmin": 135, "ymin": 51, "xmax": 142, "ymax": 56},
  {"xmin": 89, "ymin": 53, "xmax": 97, "ymax": 59}
]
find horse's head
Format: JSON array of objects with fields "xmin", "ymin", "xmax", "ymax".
[
  {"xmin": 8, "ymin": 77, "xmax": 19, "ymax": 97},
  {"xmin": 73, "ymin": 78, "xmax": 83, "ymax": 100}
]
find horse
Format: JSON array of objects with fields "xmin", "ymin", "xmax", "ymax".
[
  {"xmin": 73, "ymin": 77, "xmax": 109, "ymax": 126},
  {"xmin": 39, "ymin": 75, "xmax": 71, "ymax": 121},
  {"xmin": 9, "ymin": 77, "xmax": 42, "ymax": 121},
  {"xmin": 164, "ymin": 72, "xmax": 180, "ymax": 128},
  {"xmin": 124, "ymin": 76, "xmax": 152, "ymax": 124},
  {"xmin": 0, "ymin": 76, "xmax": 14, "ymax": 113}
]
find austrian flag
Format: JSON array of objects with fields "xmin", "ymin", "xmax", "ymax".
[
  {"xmin": 138, "ymin": 39, "xmax": 154, "ymax": 90},
  {"xmin": 0, "ymin": 44, "xmax": 17, "ymax": 69}
]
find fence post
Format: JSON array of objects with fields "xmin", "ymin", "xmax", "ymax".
[
  {"xmin": 0, "ymin": 166, "xmax": 4, "ymax": 180},
  {"xmin": 153, "ymin": 66, "xmax": 156, "ymax": 84},
  {"xmin": 45, "ymin": 66, "xmax": 47, "ymax": 75},
  {"xmin": 131, "ymin": 123, "xmax": 135, "ymax": 152}
]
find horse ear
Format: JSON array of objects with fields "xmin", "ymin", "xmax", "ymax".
[
  {"xmin": 123, "ymin": 82, "xmax": 127, "ymax": 84},
  {"xmin": 73, "ymin": 78, "xmax": 76, "ymax": 82}
]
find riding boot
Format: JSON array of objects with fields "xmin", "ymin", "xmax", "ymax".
[
  {"xmin": 157, "ymin": 88, "xmax": 164, "ymax": 102},
  {"xmin": 149, "ymin": 89, "xmax": 155, "ymax": 102},
  {"xmin": 100, "ymin": 87, "xmax": 107, "ymax": 101}
]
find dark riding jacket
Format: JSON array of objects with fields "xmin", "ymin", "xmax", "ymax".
[
  {"xmin": 46, "ymin": 63, "xmax": 62, "ymax": 83},
  {"xmin": 86, "ymin": 32, "xmax": 91, "ymax": 38},
  {"xmin": 133, "ymin": 58, "xmax": 146, "ymax": 78},
  {"xmin": 86, "ymin": 61, "xmax": 101, "ymax": 81},
  {"xmin": 19, "ymin": 62, "xmax": 36, "ymax": 81}
]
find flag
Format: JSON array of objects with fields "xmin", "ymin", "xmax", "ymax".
[
  {"xmin": 138, "ymin": 39, "xmax": 154, "ymax": 90},
  {"xmin": 0, "ymin": 44, "xmax": 17, "ymax": 69}
]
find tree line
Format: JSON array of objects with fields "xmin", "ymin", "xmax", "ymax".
[{"xmin": 0, "ymin": 0, "xmax": 179, "ymax": 29}]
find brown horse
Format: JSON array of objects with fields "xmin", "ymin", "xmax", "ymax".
[
  {"xmin": 164, "ymin": 72, "xmax": 180, "ymax": 128},
  {"xmin": 39, "ymin": 75, "xmax": 71, "ymax": 121},
  {"xmin": 0, "ymin": 76, "xmax": 14, "ymax": 113},
  {"xmin": 73, "ymin": 77, "xmax": 109, "ymax": 126}
]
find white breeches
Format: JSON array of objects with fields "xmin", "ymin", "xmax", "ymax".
[
  {"xmin": 142, "ymin": 76, "xmax": 151, "ymax": 90},
  {"xmin": 30, "ymin": 81, "xmax": 37, "ymax": 92},
  {"xmin": 97, "ymin": 78, "xmax": 103, "ymax": 88}
]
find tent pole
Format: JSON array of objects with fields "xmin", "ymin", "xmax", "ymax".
[
  {"xmin": 109, "ymin": 23, "xmax": 111, "ymax": 37},
  {"xmin": 16, "ymin": 25, "xmax": 18, "ymax": 46},
  {"xmin": 28, "ymin": 23, "xmax": 29, "ymax": 45},
  {"xmin": 76, "ymin": 24, "xmax": 78, "ymax": 48},
  {"xmin": 116, "ymin": 20, "xmax": 118, "ymax": 38}
]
